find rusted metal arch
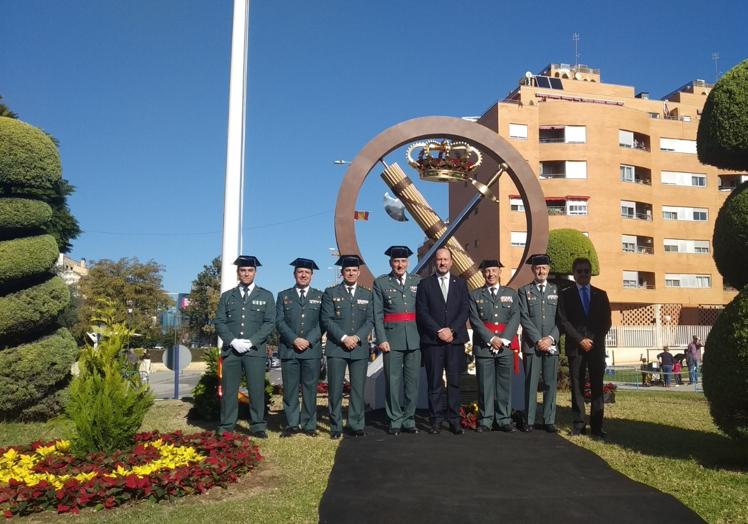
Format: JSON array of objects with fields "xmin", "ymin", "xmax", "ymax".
[{"xmin": 334, "ymin": 116, "xmax": 548, "ymax": 289}]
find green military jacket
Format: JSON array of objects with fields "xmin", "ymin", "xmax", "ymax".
[
  {"xmin": 215, "ymin": 285, "xmax": 276, "ymax": 358},
  {"xmin": 468, "ymin": 286, "xmax": 521, "ymax": 359},
  {"xmin": 321, "ymin": 282, "xmax": 374, "ymax": 360},
  {"xmin": 373, "ymin": 272, "xmax": 421, "ymax": 351},
  {"xmin": 275, "ymin": 287, "xmax": 324, "ymax": 360},
  {"xmin": 518, "ymin": 281, "xmax": 560, "ymax": 354}
]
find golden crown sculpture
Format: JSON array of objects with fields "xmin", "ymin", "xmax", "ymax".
[{"xmin": 406, "ymin": 140, "xmax": 483, "ymax": 183}]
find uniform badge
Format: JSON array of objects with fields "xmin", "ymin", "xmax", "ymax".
[
  {"xmin": 309, "ymin": 299, "xmax": 321, "ymax": 304},
  {"xmin": 547, "ymin": 294, "xmax": 558, "ymax": 300},
  {"xmin": 357, "ymin": 299, "xmax": 369, "ymax": 305},
  {"xmin": 500, "ymin": 296, "xmax": 513, "ymax": 303}
]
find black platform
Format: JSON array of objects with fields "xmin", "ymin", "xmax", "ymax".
[{"xmin": 318, "ymin": 409, "xmax": 703, "ymax": 524}]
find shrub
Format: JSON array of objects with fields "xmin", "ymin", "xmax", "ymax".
[
  {"xmin": 0, "ymin": 198, "xmax": 53, "ymax": 234},
  {"xmin": 697, "ymin": 59, "xmax": 748, "ymax": 171},
  {"xmin": 712, "ymin": 181, "xmax": 748, "ymax": 289},
  {"xmin": 703, "ymin": 288, "xmax": 748, "ymax": 440},
  {"xmin": 0, "ymin": 275, "xmax": 70, "ymax": 343},
  {"xmin": 546, "ymin": 228, "xmax": 600, "ymax": 276},
  {"xmin": 0, "ymin": 234, "xmax": 58, "ymax": 287},
  {"xmin": 66, "ymin": 302, "xmax": 153, "ymax": 455},
  {"xmin": 0, "ymin": 327, "xmax": 77, "ymax": 420},
  {"xmin": 0, "ymin": 117, "xmax": 61, "ymax": 191}
]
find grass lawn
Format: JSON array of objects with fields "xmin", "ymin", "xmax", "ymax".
[
  {"xmin": 2, "ymin": 391, "xmax": 746, "ymax": 522},
  {"xmin": 555, "ymin": 390, "xmax": 748, "ymax": 523}
]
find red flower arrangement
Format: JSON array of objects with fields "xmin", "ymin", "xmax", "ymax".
[
  {"xmin": 0, "ymin": 431, "xmax": 262, "ymax": 518},
  {"xmin": 459, "ymin": 402, "xmax": 480, "ymax": 430},
  {"xmin": 583, "ymin": 382, "xmax": 617, "ymax": 402},
  {"xmin": 315, "ymin": 382, "xmax": 351, "ymax": 396}
]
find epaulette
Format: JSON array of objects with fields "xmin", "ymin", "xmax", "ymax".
[{"xmin": 359, "ymin": 285, "xmax": 371, "ymax": 292}]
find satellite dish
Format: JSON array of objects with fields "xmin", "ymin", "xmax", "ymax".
[
  {"xmin": 574, "ymin": 71, "xmax": 582, "ymax": 80},
  {"xmin": 525, "ymin": 71, "xmax": 533, "ymax": 79}
]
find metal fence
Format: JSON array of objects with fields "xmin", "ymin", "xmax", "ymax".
[{"xmin": 604, "ymin": 325, "xmax": 711, "ymax": 348}]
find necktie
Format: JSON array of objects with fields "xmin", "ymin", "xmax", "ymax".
[
  {"xmin": 581, "ymin": 286, "xmax": 590, "ymax": 315},
  {"xmin": 440, "ymin": 276, "xmax": 448, "ymax": 301},
  {"xmin": 347, "ymin": 286, "xmax": 354, "ymax": 297},
  {"xmin": 398, "ymin": 277, "xmax": 404, "ymax": 287},
  {"xmin": 490, "ymin": 287, "xmax": 497, "ymax": 298},
  {"xmin": 299, "ymin": 289, "xmax": 306, "ymax": 304},
  {"xmin": 241, "ymin": 285, "xmax": 249, "ymax": 300},
  {"xmin": 539, "ymin": 283, "xmax": 545, "ymax": 295}
]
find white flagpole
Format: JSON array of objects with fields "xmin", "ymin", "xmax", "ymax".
[{"xmin": 220, "ymin": 0, "xmax": 250, "ymax": 294}]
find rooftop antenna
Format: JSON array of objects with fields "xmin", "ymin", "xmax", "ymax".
[
  {"xmin": 711, "ymin": 52, "xmax": 720, "ymax": 83},
  {"xmin": 572, "ymin": 32, "xmax": 581, "ymax": 68}
]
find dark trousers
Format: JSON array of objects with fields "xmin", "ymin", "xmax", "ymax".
[
  {"xmin": 422, "ymin": 343, "xmax": 464, "ymax": 427},
  {"xmin": 281, "ymin": 358, "xmax": 320, "ymax": 431},
  {"xmin": 569, "ymin": 351, "xmax": 605, "ymax": 432},
  {"xmin": 218, "ymin": 351, "xmax": 266, "ymax": 434}
]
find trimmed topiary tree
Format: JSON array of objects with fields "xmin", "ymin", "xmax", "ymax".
[
  {"xmin": 0, "ymin": 116, "xmax": 77, "ymax": 420},
  {"xmin": 546, "ymin": 228, "xmax": 600, "ymax": 276},
  {"xmin": 703, "ymin": 288, "xmax": 748, "ymax": 440},
  {"xmin": 697, "ymin": 59, "xmax": 748, "ymax": 171},
  {"xmin": 712, "ymin": 181, "xmax": 748, "ymax": 290}
]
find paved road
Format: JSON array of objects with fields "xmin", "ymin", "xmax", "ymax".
[{"xmin": 147, "ymin": 365, "xmax": 282, "ymax": 400}]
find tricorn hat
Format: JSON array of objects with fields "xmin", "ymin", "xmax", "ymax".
[{"xmin": 234, "ymin": 255, "xmax": 261, "ymax": 267}]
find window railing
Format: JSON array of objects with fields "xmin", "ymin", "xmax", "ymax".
[
  {"xmin": 539, "ymin": 137, "xmax": 565, "ymax": 143},
  {"xmin": 621, "ymin": 211, "xmax": 652, "ymax": 221},
  {"xmin": 621, "ymin": 176, "xmax": 652, "ymax": 185},
  {"xmin": 636, "ymin": 245, "xmax": 654, "ymax": 255}
]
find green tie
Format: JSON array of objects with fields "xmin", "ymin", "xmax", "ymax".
[{"xmin": 440, "ymin": 277, "xmax": 448, "ymax": 301}]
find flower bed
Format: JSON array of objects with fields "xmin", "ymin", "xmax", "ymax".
[
  {"xmin": 460, "ymin": 402, "xmax": 480, "ymax": 430},
  {"xmin": 0, "ymin": 431, "xmax": 262, "ymax": 517},
  {"xmin": 583, "ymin": 382, "xmax": 617, "ymax": 403}
]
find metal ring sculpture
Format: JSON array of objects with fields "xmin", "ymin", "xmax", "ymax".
[{"xmin": 334, "ymin": 116, "xmax": 548, "ymax": 289}]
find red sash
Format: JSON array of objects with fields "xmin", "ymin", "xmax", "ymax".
[
  {"xmin": 483, "ymin": 322, "xmax": 520, "ymax": 375},
  {"xmin": 384, "ymin": 312, "xmax": 416, "ymax": 322}
]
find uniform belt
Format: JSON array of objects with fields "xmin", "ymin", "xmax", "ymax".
[
  {"xmin": 483, "ymin": 322, "xmax": 521, "ymax": 375},
  {"xmin": 384, "ymin": 312, "xmax": 416, "ymax": 322}
]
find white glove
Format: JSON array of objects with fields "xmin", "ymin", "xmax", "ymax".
[
  {"xmin": 231, "ymin": 339, "xmax": 252, "ymax": 353},
  {"xmin": 500, "ymin": 338, "xmax": 511, "ymax": 348}
]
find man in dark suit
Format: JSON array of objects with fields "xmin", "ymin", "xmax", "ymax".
[
  {"xmin": 557, "ymin": 257, "xmax": 612, "ymax": 438},
  {"xmin": 415, "ymin": 247, "xmax": 470, "ymax": 435}
]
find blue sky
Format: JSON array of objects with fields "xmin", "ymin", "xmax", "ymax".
[{"xmin": 2, "ymin": 0, "xmax": 745, "ymax": 295}]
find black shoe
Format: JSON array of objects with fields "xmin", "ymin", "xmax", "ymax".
[
  {"xmin": 591, "ymin": 429, "xmax": 607, "ymax": 439},
  {"xmin": 330, "ymin": 431, "xmax": 342, "ymax": 440},
  {"xmin": 497, "ymin": 424, "xmax": 516, "ymax": 433},
  {"xmin": 280, "ymin": 426, "xmax": 299, "ymax": 438},
  {"xmin": 402, "ymin": 427, "xmax": 419, "ymax": 434},
  {"xmin": 450, "ymin": 425, "xmax": 464, "ymax": 435},
  {"xmin": 388, "ymin": 427, "xmax": 400, "ymax": 436},
  {"xmin": 428, "ymin": 424, "xmax": 441, "ymax": 435},
  {"xmin": 475, "ymin": 425, "xmax": 490, "ymax": 433},
  {"xmin": 571, "ymin": 426, "xmax": 587, "ymax": 436},
  {"xmin": 544, "ymin": 424, "xmax": 558, "ymax": 433},
  {"xmin": 303, "ymin": 429, "xmax": 318, "ymax": 437},
  {"xmin": 252, "ymin": 430, "xmax": 268, "ymax": 439},
  {"xmin": 353, "ymin": 429, "xmax": 366, "ymax": 437},
  {"xmin": 520, "ymin": 424, "xmax": 533, "ymax": 433}
]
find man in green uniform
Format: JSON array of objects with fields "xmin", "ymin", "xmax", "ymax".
[
  {"xmin": 518, "ymin": 254, "xmax": 560, "ymax": 433},
  {"xmin": 215, "ymin": 256, "xmax": 276, "ymax": 438},
  {"xmin": 276, "ymin": 258, "xmax": 324, "ymax": 438},
  {"xmin": 373, "ymin": 245, "xmax": 421, "ymax": 436},
  {"xmin": 468, "ymin": 259, "xmax": 521, "ymax": 432},
  {"xmin": 321, "ymin": 255, "xmax": 374, "ymax": 439}
]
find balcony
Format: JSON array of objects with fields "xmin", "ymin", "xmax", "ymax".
[
  {"xmin": 622, "ymin": 271, "xmax": 656, "ymax": 290},
  {"xmin": 719, "ymin": 174, "xmax": 748, "ymax": 192},
  {"xmin": 619, "ymin": 130, "xmax": 650, "ymax": 151},
  {"xmin": 620, "ymin": 165, "xmax": 652, "ymax": 185}
]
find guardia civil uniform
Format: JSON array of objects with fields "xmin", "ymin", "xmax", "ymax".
[
  {"xmin": 373, "ymin": 246, "xmax": 421, "ymax": 434},
  {"xmin": 468, "ymin": 260, "xmax": 521, "ymax": 431},
  {"xmin": 276, "ymin": 258, "xmax": 324, "ymax": 436},
  {"xmin": 320, "ymin": 255, "xmax": 374, "ymax": 438},
  {"xmin": 215, "ymin": 256, "xmax": 276, "ymax": 437},
  {"xmin": 518, "ymin": 254, "xmax": 560, "ymax": 431}
]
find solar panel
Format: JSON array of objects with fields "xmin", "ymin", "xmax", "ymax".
[
  {"xmin": 549, "ymin": 77, "xmax": 563, "ymax": 89},
  {"xmin": 535, "ymin": 76, "xmax": 551, "ymax": 88}
]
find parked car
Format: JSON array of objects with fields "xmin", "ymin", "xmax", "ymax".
[{"xmin": 266, "ymin": 352, "xmax": 281, "ymax": 370}]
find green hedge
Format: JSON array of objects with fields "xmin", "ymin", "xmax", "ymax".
[
  {"xmin": 0, "ymin": 275, "xmax": 70, "ymax": 342},
  {"xmin": 0, "ymin": 234, "xmax": 59, "ymax": 287},
  {"xmin": 547, "ymin": 228, "xmax": 600, "ymax": 276},
  {"xmin": 712, "ymin": 181, "xmax": 748, "ymax": 289},
  {"xmin": 0, "ymin": 117, "xmax": 61, "ymax": 191},
  {"xmin": 703, "ymin": 289, "xmax": 748, "ymax": 440},
  {"xmin": 697, "ymin": 60, "xmax": 748, "ymax": 171},
  {"xmin": 0, "ymin": 198, "xmax": 52, "ymax": 233},
  {"xmin": 0, "ymin": 327, "xmax": 77, "ymax": 420}
]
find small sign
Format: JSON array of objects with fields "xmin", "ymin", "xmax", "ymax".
[{"xmin": 164, "ymin": 345, "xmax": 191, "ymax": 371}]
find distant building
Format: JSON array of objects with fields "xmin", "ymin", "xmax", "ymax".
[
  {"xmin": 450, "ymin": 63, "xmax": 746, "ymax": 328},
  {"xmin": 55, "ymin": 254, "xmax": 88, "ymax": 286},
  {"xmin": 160, "ymin": 293, "xmax": 190, "ymax": 333}
]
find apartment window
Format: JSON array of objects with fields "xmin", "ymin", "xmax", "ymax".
[
  {"xmin": 662, "ymin": 206, "xmax": 708, "ymax": 221},
  {"xmin": 622, "ymin": 235, "xmax": 636, "ymax": 253},
  {"xmin": 622, "ymin": 271, "xmax": 638, "ymax": 288},
  {"xmin": 694, "ymin": 241, "xmax": 710, "ymax": 253},
  {"xmin": 664, "ymin": 242, "xmax": 679, "ymax": 252},
  {"xmin": 618, "ymin": 130, "xmax": 634, "ymax": 148},
  {"xmin": 621, "ymin": 201, "xmax": 635, "ymax": 219},
  {"xmin": 565, "ymin": 126, "xmax": 587, "ymax": 143},
  {"xmin": 663, "ymin": 239, "xmax": 711, "ymax": 254},
  {"xmin": 511, "ymin": 231, "xmax": 527, "ymax": 247},
  {"xmin": 693, "ymin": 210, "xmax": 708, "ymax": 221},
  {"xmin": 665, "ymin": 274, "xmax": 712, "ymax": 288},
  {"xmin": 565, "ymin": 161, "xmax": 587, "ymax": 179},
  {"xmin": 509, "ymin": 124, "xmax": 528, "ymax": 139},
  {"xmin": 660, "ymin": 138, "xmax": 697, "ymax": 154},
  {"xmin": 661, "ymin": 170, "xmax": 707, "ymax": 187},
  {"xmin": 567, "ymin": 200, "xmax": 588, "ymax": 216},
  {"xmin": 509, "ymin": 198, "xmax": 525, "ymax": 212},
  {"xmin": 620, "ymin": 165, "xmax": 634, "ymax": 183},
  {"xmin": 663, "ymin": 210, "xmax": 678, "ymax": 220}
]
